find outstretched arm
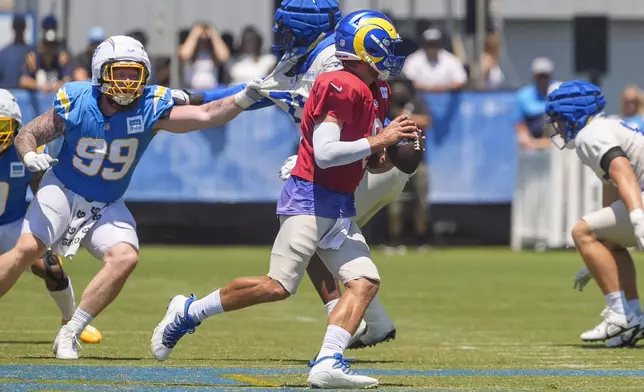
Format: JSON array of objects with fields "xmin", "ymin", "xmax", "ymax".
[
  {"xmin": 173, "ymin": 85, "xmax": 274, "ymax": 111},
  {"xmin": 154, "ymin": 96, "xmax": 244, "ymax": 134},
  {"xmin": 14, "ymin": 108, "xmax": 66, "ymax": 159}
]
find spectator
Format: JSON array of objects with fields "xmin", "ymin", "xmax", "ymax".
[
  {"xmin": 19, "ymin": 28, "xmax": 72, "ymax": 92},
  {"xmin": 73, "ymin": 26, "xmax": 105, "ymax": 81},
  {"xmin": 515, "ymin": 57, "xmax": 557, "ymax": 150},
  {"xmin": 179, "ymin": 23, "xmax": 230, "ymax": 89},
  {"xmin": 385, "ymin": 77, "xmax": 432, "ymax": 254},
  {"xmin": 620, "ymin": 85, "xmax": 644, "ymax": 130},
  {"xmin": 402, "ymin": 28, "xmax": 467, "ymax": 93},
  {"xmin": 229, "ymin": 26, "xmax": 276, "ymax": 85},
  {"xmin": 480, "ymin": 33, "xmax": 504, "ymax": 89},
  {"xmin": 0, "ymin": 14, "xmax": 31, "ymax": 88}
]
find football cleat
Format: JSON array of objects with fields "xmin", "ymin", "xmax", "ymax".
[
  {"xmin": 348, "ymin": 309, "xmax": 396, "ymax": 349},
  {"xmin": 151, "ymin": 294, "xmax": 200, "ymax": 361},
  {"xmin": 606, "ymin": 314, "xmax": 644, "ymax": 348},
  {"xmin": 580, "ymin": 307, "xmax": 638, "ymax": 342},
  {"xmin": 307, "ymin": 353, "xmax": 379, "ymax": 389},
  {"xmin": 62, "ymin": 320, "xmax": 102, "ymax": 344},
  {"xmin": 346, "ymin": 320, "xmax": 368, "ymax": 348},
  {"xmin": 53, "ymin": 325, "xmax": 80, "ymax": 360}
]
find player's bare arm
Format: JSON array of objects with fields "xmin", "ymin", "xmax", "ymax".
[
  {"xmin": 153, "ymin": 96, "xmax": 242, "ymax": 133},
  {"xmin": 607, "ymin": 156, "xmax": 643, "ymax": 212},
  {"xmin": 14, "ymin": 108, "xmax": 65, "ymax": 158}
]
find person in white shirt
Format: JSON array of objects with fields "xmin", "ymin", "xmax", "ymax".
[
  {"xmin": 402, "ymin": 28, "xmax": 467, "ymax": 92},
  {"xmin": 229, "ymin": 27, "xmax": 277, "ymax": 85},
  {"xmin": 179, "ymin": 23, "xmax": 231, "ymax": 89},
  {"xmin": 546, "ymin": 80, "xmax": 644, "ymax": 347}
]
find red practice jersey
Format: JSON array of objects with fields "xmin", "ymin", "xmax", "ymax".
[{"xmin": 290, "ymin": 70, "xmax": 391, "ymax": 194}]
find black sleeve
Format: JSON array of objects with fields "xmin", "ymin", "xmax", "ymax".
[
  {"xmin": 185, "ymin": 90, "xmax": 204, "ymax": 105},
  {"xmin": 600, "ymin": 146, "xmax": 628, "ymax": 175}
]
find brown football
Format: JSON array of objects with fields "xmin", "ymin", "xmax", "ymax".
[{"xmin": 386, "ymin": 131, "xmax": 424, "ymax": 174}]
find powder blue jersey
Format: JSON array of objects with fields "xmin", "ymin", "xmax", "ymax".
[
  {"xmin": 52, "ymin": 82, "xmax": 174, "ymax": 203},
  {"xmin": 0, "ymin": 145, "xmax": 34, "ymax": 225}
]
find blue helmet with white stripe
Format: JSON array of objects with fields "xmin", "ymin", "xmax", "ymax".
[
  {"xmin": 272, "ymin": 0, "xmax": 342, "ymax": 59},
  {"xmin": 545, "ymin": 80, "xmax": 606, "ymax": 149}
]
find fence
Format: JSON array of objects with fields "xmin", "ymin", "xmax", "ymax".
[{"xmin": 11, "ymin": 89, "xmax": 522, "ymax": 204}]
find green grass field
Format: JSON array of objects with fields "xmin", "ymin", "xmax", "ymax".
[{"xmin": 2, "ymin": 246, "xmax": 644, "ymax": 391}]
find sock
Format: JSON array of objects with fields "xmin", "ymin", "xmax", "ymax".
[
  {"xmin": 605, "ymin": 291, "xmax": 627, "ymax": 314},
  {"xmin": 188, "ymin": 289, "xmax": 224, "ymax": 323},
  {"xmin": 324, "ymin": 299, "xmax": 340, "ymax": 317},
  {"xmin": 315, "ymin": 325, "xmax": 351, "ymax": 362},
  {"xmin": 364, "ymin": 294, "xmax": 386, "ymax": 323},
  {"xmin": 66, "ymin": 308, "xmax": 93, "ymax": 335},
  {"xmin": 49, "ymin": 278, "xmax": 75, "ymax": 321},
  {"xmin": 628, "ymin": 298, "xmax": 642, "ymax": 316}
]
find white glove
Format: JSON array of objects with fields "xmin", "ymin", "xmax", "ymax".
[
  {"xmin": 234, "ymin": 79, "xmax": 264, "ymax": 109},
  {"xmin": 23, "ymin": 151, "xmax": 58, "ymax": 172},
  {"xmin": 171, "ymin": 89, "xmax": 190, "ymax": 105},
  {"xmin": 279, "ymin": 155, "xmax": 297, "ymax": 181},
  {"xmin": 629, "ymin": 209, "xmax": 644, "ymax": 250},
  {"xmin": 573, "ymin": 267, "xmax": 592, "ymax": 291}
]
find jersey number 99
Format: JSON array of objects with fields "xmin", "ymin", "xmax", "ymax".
[{"xmin": 73, "ymin": 138, "xmax": 139, "ymax": 180}]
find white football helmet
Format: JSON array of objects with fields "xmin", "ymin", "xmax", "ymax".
[
  {"xmin": 0, "ymin": 89, "xmax": 22, "ymax": 153},
  {"xmin": 91, "ymin": 35, "xmax": 151, "ymax": 106}
]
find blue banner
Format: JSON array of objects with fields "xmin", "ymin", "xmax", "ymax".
[{"xmin": 11, "ymin": 89, "xmax": 521, "ymax": 204}]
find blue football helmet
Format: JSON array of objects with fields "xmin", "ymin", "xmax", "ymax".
[
  {"xmin": 334, "ymin": 10, "xmax": 405, "ymax": 81},
  {"xmin": 545, "ymin": 80, "xmax": 606, "ymax": 149},
  {"xmin": 272, "ymin": 0, "xmax": 342, "ymax": 59}
]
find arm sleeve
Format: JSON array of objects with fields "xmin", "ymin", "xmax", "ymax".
[
  {"xmin": 312, "ymin": 121, "xmax": 371, "ymax": 169},
  {"xmin": 199, "ymin": 84, "xmax": 274, "ymax": 111}
]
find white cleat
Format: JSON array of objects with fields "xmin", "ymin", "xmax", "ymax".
[
  {"xmin": 307, "ymin": 353, "xmax": 379, "ymax": 389},
  {"xmin": 606, "ymin": 314, "xmax": 644, "ymax": 348},
  {"xmin": 151, "ymin": 294, "xmax": 200, "ymax": 361},
  {"xmin": 349, "ymin": 312, "xmax": 396, "ymax": 350},
  {"xmin": 346, "ymin": 319, "xmax": 368, "ymax": 348},
  {"xmin": 580, "ymin": 307, "xmax": 638, "ymax": 342},
  {"xmin": 53, "ymin": 325, "xmax": 80, "ymax": 360}
]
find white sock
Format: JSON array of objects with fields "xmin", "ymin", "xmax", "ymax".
[
  {"xmin": 49, "ymin": 278, "xmax": 75, "ymax": 321},
  {"xmin": 315, "ymin": 325, "xmax": 351, "ymax": 361},
  {"xmin": 364, "ymin": 294, "xmax": 385, "ymax": 323},
  {"xmin": 66, "ymin": 308, "xmax": 93, "ymax": 336},
  {"xmin": 324, "ymin": 299, "xmax": 339, "ymax": 317},
  {"xmin": 605, "ymin": 291, "xmax": 628, "ymax": 314},
  {"xmin": 188, "ymin": 289, "xmax": 224, "ymax": 323},
  {"xmin": 628, "ymin": 298, "xmax": 642, "ymax": 316}
]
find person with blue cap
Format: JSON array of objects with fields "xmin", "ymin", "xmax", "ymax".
[
  {"xmin": 72, "ymin": 26, "xmax": 106, "ymax": 81},
  {"xmin": 546, "ymin": 80, "xmax": 644, "ymax": 348}
]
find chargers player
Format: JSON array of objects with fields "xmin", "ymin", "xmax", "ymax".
[
  {"xmin": 0, "ymin": 35, "xmax": 264, "ymax": 359},
  {"xmin": 546, "ymin": 80, "xmax": 644, "ymax": 347},
  {"xmin": 152, "ymin": 11, "xmax": 416, "ymax": 388},
  {"xmin": 0, "ymin": 89, "xmax": 101, "ymax": 344},
  {"xmin": 176, "ymin": 0, "xmax": 405, "ymax": 348}
]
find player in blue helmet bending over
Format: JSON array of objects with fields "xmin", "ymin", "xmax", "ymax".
[
  {"xmin": 0, "ymin": 89, "xmax": 102, "ymax": 344},
  {"xmin": 546, "ymin": 80, "xmax": 644, "ymax": 347},
  {"xmin": 172, "ymin": 0, "xmax": 407, "ymax": 350},
  {"xmin": 0, "ymin": 35, "xmax": 267, "ymax": 360}
]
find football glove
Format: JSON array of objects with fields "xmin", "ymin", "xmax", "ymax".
[
  {"xmin": 630, "ymin": 209, "xmax": 644, "ymax": 250},
  {"xmin": 573, "ymin": 266, "xmax": 592, "ymax": 292},
  {"xmin": 23, "ymin": 151, "xmax": 58, "ymax": 172},
  {"xmin": 279, "ymin": 155, "xmax": 297, "ymax": 181}
]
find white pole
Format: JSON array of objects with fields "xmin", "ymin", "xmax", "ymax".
[
  {"xmin": 472, "ymin": 0, "xmax": 486, "ymax": 90},
  {"xmin": 170, "ymin": 0, "xmax": 180, "ymax": 89}
]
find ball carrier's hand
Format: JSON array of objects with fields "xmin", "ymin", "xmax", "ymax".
[{"xmin": 367, "ymin": 115, "xmax": 420, "ymax": 152}]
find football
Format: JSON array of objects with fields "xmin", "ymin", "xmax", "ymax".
[{"xmin": 386, "ymin": 131, "xmax": 424, "ymax": 174}]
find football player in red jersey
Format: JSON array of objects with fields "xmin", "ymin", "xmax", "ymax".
[{"xmin": 151, "ymin": 10, "xmax": 418, "ymax": 388}]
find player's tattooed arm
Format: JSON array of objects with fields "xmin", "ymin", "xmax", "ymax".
[
  {"xmin": 154, "ymin": 96, "xmax": 244, "ymax": 133},
  {"xmin": 14, "ymin": 108, "xmax": 65, "ymax": 158}
]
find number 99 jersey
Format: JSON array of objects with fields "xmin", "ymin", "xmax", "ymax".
[{"xmin": 52, "ymin": 81, "xmax": 174, "ymax": 203}]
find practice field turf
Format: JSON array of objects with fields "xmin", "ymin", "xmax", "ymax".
[{"xmin": 1, "ymin": 246, "xmax": 644, "ymax": 391}]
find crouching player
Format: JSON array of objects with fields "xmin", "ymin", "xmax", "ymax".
[
  {"xmin": 152, "ymin": 13, "xmax": 417, "ymax": 388},
  {"xmin": 0, "ymin": 89, "xmax": 101, "ymax": 343},
  {"xmin": 546, "ymin": 80, "xmax": 644, "ymax": 346}
]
